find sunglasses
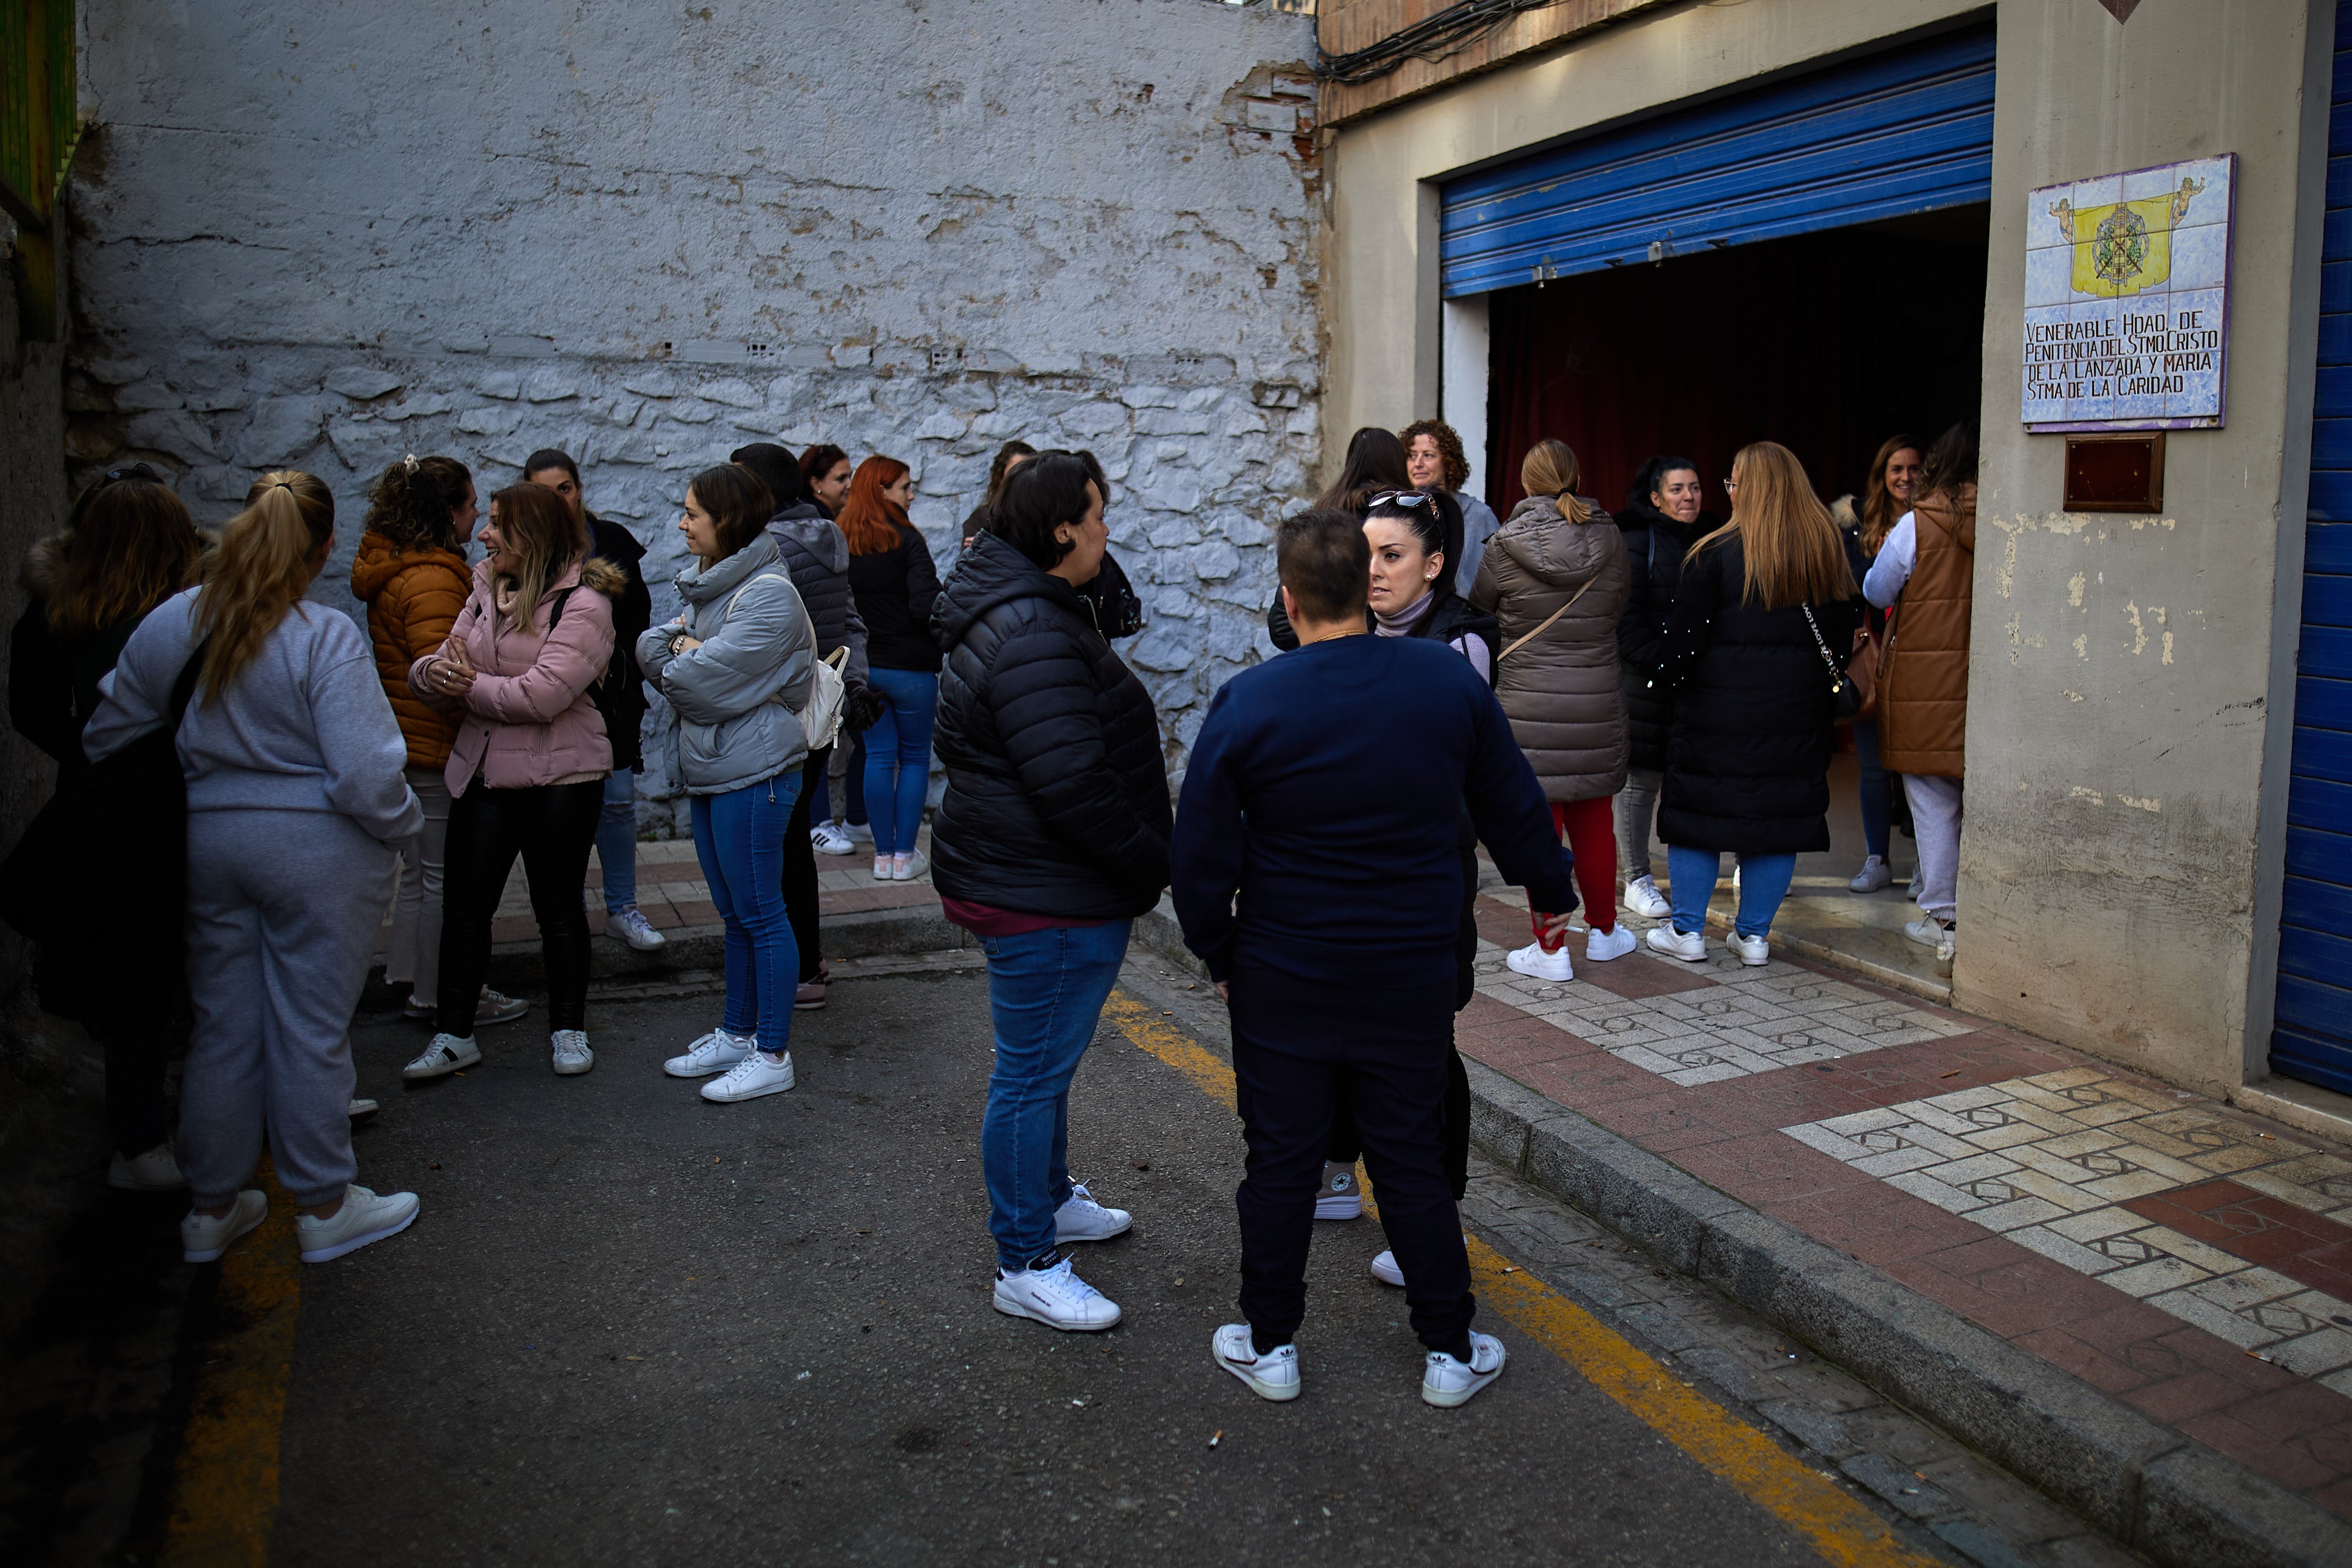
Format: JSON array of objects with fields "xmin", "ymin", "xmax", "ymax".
[
  {"xmin": 97, "ymin": 463, "xmax": 163, "ymax": 487},
  {"xmin": 1367, "ymin": 489, "xmax": 1438, "ymax": 511}
]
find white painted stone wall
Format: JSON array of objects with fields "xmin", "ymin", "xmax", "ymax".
[{"xmin": 67, "ymin": 0, "xmax": 1320, "ymax": 820}]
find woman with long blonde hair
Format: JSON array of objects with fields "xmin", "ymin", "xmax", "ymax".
[
  {"xmin": 85, "ymin": 470, "xmax": 423, "ymax": 1265},
  {"xmin": 1643, "ymin": 441, "xmax": 1860, "ymax": 965},
  {"xmin": 406, "ymin": 482, "xmax": 623, "ymax": 1083}
]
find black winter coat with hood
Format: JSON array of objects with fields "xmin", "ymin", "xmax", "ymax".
[
  {"xmin": 766, "ymin": 502, "xmax": 873, "ymax": 693},
  {"xmin": 1651, "ymin": 532, "xmax": 1860, "ymax": 856},
  {"xmin": 1615, "ymin": 501, "xmax": 1718, "ymax": 774},
  {"xmin": 587, "ymin": 511, "xmax": 653, "ymax": 773},
  {"xmin": 928, "ymin": 531, "xmax": 1171, "ymax": 920}
]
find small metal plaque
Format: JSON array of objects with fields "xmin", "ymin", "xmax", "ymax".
[{"xmin": 2063, "ymin": 433, "xmax": 2164, "ymax": 513}]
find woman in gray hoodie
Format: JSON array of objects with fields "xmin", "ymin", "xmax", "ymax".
[{"xmin": 639, "ymin": 465, "xmax": 817, "ymax": 1105}]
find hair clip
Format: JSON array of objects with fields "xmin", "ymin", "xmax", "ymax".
[{"xmin": 403, "ymin": 453, "xmax": 420, "ymax": 473}]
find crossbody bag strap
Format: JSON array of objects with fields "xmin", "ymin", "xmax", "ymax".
[
  {"xmin": 1499, "ymin": 575, "xmax": 1598, "ymax": 661},
  {"xmin": 1798, "ymin": 604, "xmax": 1846, "ymax": 694}
]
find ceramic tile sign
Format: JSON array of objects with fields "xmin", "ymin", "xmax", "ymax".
[{"xmin": 2022, "ymin": 154, "xmax": 2234, "ymax": 432}]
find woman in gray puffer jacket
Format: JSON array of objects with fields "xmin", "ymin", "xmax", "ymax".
[
  {"xmin": 1469, "ymin": 438, "xmax": 1633, "ymax": 984},
  {"xmin": 638, "ymin": 466, "xmax": 817, "ymax": 1106}
]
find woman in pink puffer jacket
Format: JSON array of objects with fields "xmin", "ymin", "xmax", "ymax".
[{"xmin": 402, "ymin": 482, "xmax": 628, "ymax": 1082}]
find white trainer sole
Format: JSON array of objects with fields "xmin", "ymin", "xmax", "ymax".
[
  {"xmin": 181, "ymin": 1204, "xmax": 266, "ymax": 1263},
  {"xmin": 1422, "ymin": 1340, "xmax": 1508, "ymax": 1408},
  {"xmin": 991, "ymin": 1283, "xmax": 1123, "ymax": 1332},
  {"xmin": 1214, "ymin": 1333, "xmax": 1301, "ymax": 1402},
  {"xmin": 299, "ymin": 1202, "xmax": 417, "ymax": 1264}
]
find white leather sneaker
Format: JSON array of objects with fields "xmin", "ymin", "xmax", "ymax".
[
  {"xmin": 993, "ymin": 1254, "xmax": 1121, "ymax": 1331},
  {"xmin": 1729, "ymin": 932, "xmax": 1770, "ymax": 967},
  {"xmin": 181, "ymin": 1189, "xmax": 267, "ymax": 1262},
  {"xmin": 891, "ymin": 850, "xmax": 928, "ymax": 882},
  {"xmin": 1053, "ymin": 1182, "xmax": 1132, "ymax": 1242},
  {"xmin": 550, "ymin": 1030, "xmax": 594, "ymax": 1075},
  {"xmin": 664, "ymin": 1027, "xmax": 754, "ymax": 1079},
  {"xmin": 610, "ymin": 907, "xmax": 667, "ymax": 951},
  {"xmin": 1213, "ymin": 1324, "xmax": 1301, "ymax": 1401},
  {"xmin": 1623, "ymin": 874, "xmax": 1672, "ymax": 920},
  {"xmin": 811, "ymin": 821, "xmax": 854, "ymax": 855},
  {"xmin": 296, "ymin": 1185, "xmax": 419, "ymax": 1263},
  {"xmin": 1423, "ymin": 1332, "xmax": 1508, "ymax": 1407},
  {"xmin": 1646, "ymin": 925, "xmax": 1708, "ymax": 962},
  {"xmin": 1506, "ymin": 940, "xmax": 1575, "ymax": 982},
  {"xmin": 701, "ymin": 1050, "xmax": 795, "ymax": 1102},
  {"xmin": 872, "ymin": 855, "xmax": 893, "ymax": 881},
  {"xmin": 1847, "ymin": 855, "xmax": 1892, "ymax": 894},
  {"xmin": 402, "ymin": 1033, "xmax": 480, "ymax": 1081},
  {"xmin": 110, "ymin": 1143, "xmax": 188, "ymax": 1191},
  {"xmin": 1369, "ymin": 1249, "xmax": 1405, "ymax": 1287},
  {"xmin": 1585, "ymin": 925, "xmax": 1638, "ymax": 962}
]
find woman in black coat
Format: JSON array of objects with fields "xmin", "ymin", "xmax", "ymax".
[
  {"xmin": 1646, "ymin": 442, "xmax": 1860, "ymax": 968},
  {"xmin": 931, "ymin": 452, "xmax": 1170, "ymax": 1336},
  {"xmin": 1614, "ymin": 455, "xmax": 1718, "ymax": 920},
  {"xmin": 7, "ymin": 464, "xmax": 204, "ymax": 1190}
]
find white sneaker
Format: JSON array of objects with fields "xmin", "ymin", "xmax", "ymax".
[
  {"xmin": 664, "ymin": 1027, "xmax": 755, "ymax": 1079},
  {"xmin": 891, "ymin": 850, "xmax": 927, "ymax": 881},
  {"xmin": 1646, "ymin": 925, "xmax": 1708, "ymax": 962},
  {"xmin": 701, "ymin": 1050, "xmax": 795, "ymax": 1102},
  {"xmin": 348, "ymin": 1098, "xmax": 379, "ymax": 1122},
  {"xmin": 1905, "ymin": 915, "xmax": 1954, "ymax": 950},
  {"xmin": 402, "ymin": 1033, "xmax": 480, "ymax": 1081},
  {"xmin": 1213, "ymin": 1323, "xmax": 1301, "ymax": 1402},
  {"xmin": 1730, "ymin": 932, "xmax": 1770, "ymax": 967},
  {"xmin": 993, "ymin": 1254, "xmax": 1121, "ymax": 1331},
  {"xmin": 1316, "ymin": 1161, "xmax": 1362, "ymax": 1221},
  {"xmin": 1848, "ymin": 855, "xmax": 1892, "ymax": 894},
  {"xmin": 1422, "ymin": 1331, "xmax": 1508, "ymax": 1407},
  {"xmin": 872, "ymin": 855, "xmax": 894, "ymax": 881},
  {"xmin": 475, "ymin": 987, "xmax": 529, "ymax": 1027},
  {"xmin": 610, "ymin": 906, "xmax": 667, "ymax": 950},
  {"xmin": 110, "ymin": 1143, "xmax": 187, "ymax": 1192},
  {"xmin": 1623, "ymin": 874, "xmax": 1672, "ymax": 920},
  {"xmin": 846, "ymin": 819, "xmax": 874, "ymax": 845},
  {"xmin": 295, "ymin": 1184, "xmax": 419, "ymax": 1263},
  {"xmin": 811, "ymin": 821, "xmax": 854, "ymax": 855},
  {"xmin": 181, "ymin": 1189, "xmax": 267, "ymax": 1263},
  {"xmin": 550, "ymin": 1030, "xmax": 594, "ymax": 1075},
  {"xmin": 1369, "ymin": 1249, "xmax": 1405, "ymax": 1287},
  {"xmin": 1054, "ymin": 1182, "xmax": 1132, "ymax": 1242},
  {"xmin": 1585, "ymin": 925, "xmax": 1637, "ymax": 962},
  {"xmin": 1505, "ymin": 940, "xmax": 1575, "ymax": 982}
]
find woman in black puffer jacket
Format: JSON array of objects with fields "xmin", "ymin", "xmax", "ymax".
[
  {"xmin": 931, "ymin": 452, "xmax": 1170, "ymax": 1335},
  {"xmin": 1614, "ymin": 455, "xmax": 1719, "ymax": 920}
]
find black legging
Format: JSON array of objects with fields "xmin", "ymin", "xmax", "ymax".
[
  {"xmin": 781, "ymin": 745, "xmax": 829, "ymax": 984},
  {"xmin": 436, "ymin": 780, "xmax": 603, "ymax": 1037}
]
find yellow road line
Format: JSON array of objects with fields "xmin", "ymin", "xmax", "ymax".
[
  {"xmin": 1102, "ymin": 987, "xmax": 1943, "ymax": 1568},
  {"xmin": 161, "ymin": 1169, "xmax": 300, "ymax": 1568}
]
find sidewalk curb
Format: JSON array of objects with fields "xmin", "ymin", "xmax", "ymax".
[{"xmin": 1129, "ymin": 902, "xmax": 2351, "ymax": 1568}]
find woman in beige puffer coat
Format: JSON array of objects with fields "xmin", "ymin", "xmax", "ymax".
[{"xmin": 1469, "ymin": 438, "xmax": 1632, "ymax": 982}]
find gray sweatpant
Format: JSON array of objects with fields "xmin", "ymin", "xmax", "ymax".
[
  {"xmin": 182, "ymin": 809, "xmax": 398, "ymax": 1207},
  {"xmin": 1903, "ymin": 774, "xmax": 1963, "ymax": 921}
]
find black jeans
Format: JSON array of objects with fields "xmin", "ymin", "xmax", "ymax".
[
  {"xmin": 780, "ymin": 747, "xmax": 829, "ymax": 984},
  {"xmin": 436, "ymin": 780, "xmax": 603, "ymax": 1037},
  {"xmin": 103, "ymin": 1034, "xmax": 173, "ymax": 1155},
  {"xmin": 1230, "ymin": 961, "xmax": 1473, "ymax": 1360}
]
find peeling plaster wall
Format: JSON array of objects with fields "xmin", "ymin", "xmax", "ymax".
[
  {"xmin": 67, "ymin": 0, "xmax": 1320, "ymax": 818},
  {"xmin": 1963, "ymin": 0, "xmax": 2328, "ymax": 1095}
]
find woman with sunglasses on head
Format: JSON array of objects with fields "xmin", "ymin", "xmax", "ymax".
[
  {"xmin": 404, "ymin": 483, "xmax": 624, "ymax": 1082},
  {"xmin": 1646, "ymin": 442, "xmax": 1862, "ymax": 965},
  {"xmin": 1469, "ymin": 439, "xmax": 1633, "ymax": 984},
  {"xmin": 11, "ymin": 463, "xmax": 205, "ymax": 1192},
  {"xmin": 86, "ymin": 472, "xmax": 423, "ymax": 1265},
  {"xmin": 640, "ymin": 466, "xmax": 817, "ymax": 1103}
]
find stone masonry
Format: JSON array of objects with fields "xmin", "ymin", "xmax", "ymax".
[{"xmin": 64, "ymin": 0, "xmax": 1322, "ymax": 823}]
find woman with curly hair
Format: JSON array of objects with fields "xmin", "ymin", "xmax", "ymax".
[{"xmin": 1402, "ymin": 418, "xmax": 1502, "ymax": 596}]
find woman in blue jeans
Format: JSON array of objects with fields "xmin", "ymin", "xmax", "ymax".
[
  {"xmin": 638, "ymin": 464, "xmax": 817, "ymax": 1104},
  {"xmin": 932, "ymin": 452, "xmax": 1171, "ymax": 1333},
  {"xmin": 839, "ymin": 455, "xmax": 944, "ymax": 880},
  {"xmin": 1836, "ymin": 435, "xmax": 1919, "ymax": 894}
]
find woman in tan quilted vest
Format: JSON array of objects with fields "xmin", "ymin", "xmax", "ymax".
[
  {"xmin": 1864, "ymin": 422, "xmax": 1976, "ymax": 956},
  {"xmin": 1469, "ymin": 439, "xmax": 1632, "ymax": 984}
]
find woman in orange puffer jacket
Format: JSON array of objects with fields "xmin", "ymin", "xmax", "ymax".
[{"xmin": 349, "ymin": 455, "xmax": 525, "ymax": 1032}]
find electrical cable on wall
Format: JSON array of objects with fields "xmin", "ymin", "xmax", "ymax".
[{"xmin": 1315, "ymin": 0, "xmax": 1569, "ymax": 86}]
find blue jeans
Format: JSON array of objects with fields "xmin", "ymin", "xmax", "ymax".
[
  {"xmin": 862, "ymin": 668, "xmax": 939, "ymax": 855},
  {"xmin": 1853, "ymin": 720, "xmax": 1892, "ymax": 860},
  {"xmin": 597, "ymin": 767, "xmax": 638, "ymax": 914},
  {"xmin": 689, "ymin": 773, "xmax": 803, "ymax": 1056},
  {"xmin": 1667, "ymin": 846, "xmax": 1797, "ymax": 940},
  {"xmin": 980, "ymin": 920, "xmax": 1132, "ymax": 1271}
]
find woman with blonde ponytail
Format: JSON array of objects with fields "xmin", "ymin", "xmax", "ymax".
[
  {"xmin": 85, "ymin": 470, "xmax": 424, "ymax": 1267},
  {"xmin": 406, "ymin": 482, "xmax": 624, "ymax": 1082}
]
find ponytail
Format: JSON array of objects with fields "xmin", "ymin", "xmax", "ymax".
[{"xmin": 195, "ymin": 470, "xmax": 335, "ymax": 703}]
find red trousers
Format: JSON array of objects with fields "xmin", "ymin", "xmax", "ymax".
[{"xmin": 1529, "ymin": 797, "xmax": 1617, "ymax": 949}]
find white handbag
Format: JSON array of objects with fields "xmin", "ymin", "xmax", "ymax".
[{"xmin": 796, "ymin": 646, "xmax": 850, "ymax": 751}]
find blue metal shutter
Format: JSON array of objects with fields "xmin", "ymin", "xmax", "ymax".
[
  {"xmin": 2276, "ymin": 1, "xmax": 2352, "ymax": 1094},
  {"xmin": 1438, "ymin": 26, "xmax": 1996, "ymax": 299}
]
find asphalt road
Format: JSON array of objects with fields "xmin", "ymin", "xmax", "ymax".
[{"xmin": 257, "ymin": 962, "xmax": 1840, "ymax": 1568}]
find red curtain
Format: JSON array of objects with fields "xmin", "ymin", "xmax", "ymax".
[{"xmin": 1484, "ymin": 213, "xmax": 1989, "ymax": 517}]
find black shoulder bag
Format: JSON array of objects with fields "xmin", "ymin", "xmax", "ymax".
[{"xmin": 0, "ymin": 640, "xmax": 209, "ymax": 1028}]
